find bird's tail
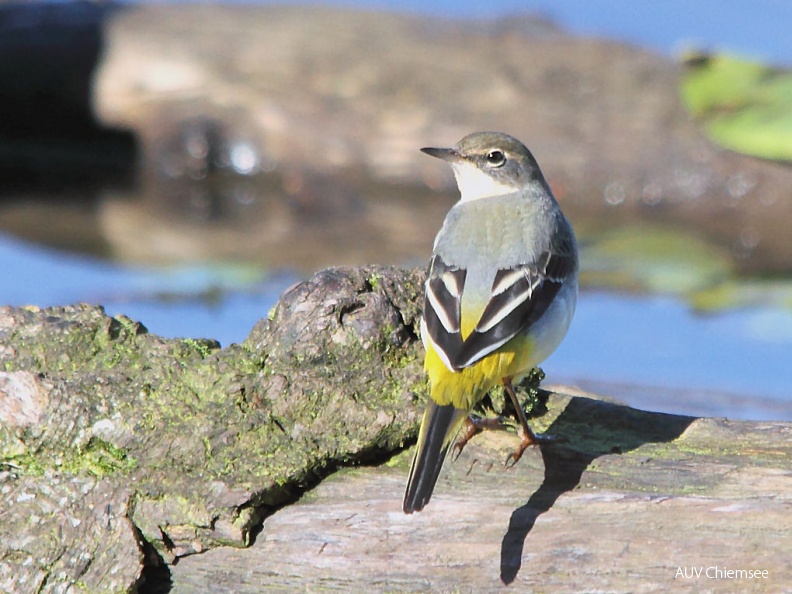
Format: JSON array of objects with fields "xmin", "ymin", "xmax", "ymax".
[{"xmin": 403, "ymin": 402, "xmax": 469, "ymax": 513}]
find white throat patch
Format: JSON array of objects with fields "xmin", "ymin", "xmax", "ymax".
[{"xmin": 451, "ymin": 161, "xmax": 516, "ymax": 202}]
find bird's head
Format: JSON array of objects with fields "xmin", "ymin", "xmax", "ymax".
[{"xmin": 421, "ymin": 131, "xmax": 544, "ymax": 202}]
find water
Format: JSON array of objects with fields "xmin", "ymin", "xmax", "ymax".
[
  {"xmin": 0, "ymin": 233, "xmax": 293, "ymax": 346},
  {"xmin": 544, "ymin": 292, "xmax": 792, "ymax": 420},
  {"xmin": 3, "ymin": 232, "xmax": 790, "ymax": 421}
]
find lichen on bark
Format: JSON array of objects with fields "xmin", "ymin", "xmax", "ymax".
[{"xmin": 1, "ymin": 266, "xmax": 430, "ymax": 591}]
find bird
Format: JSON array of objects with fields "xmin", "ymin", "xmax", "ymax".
[{"xmin": 403, "ymin": 131, "xmax": 579, "ymax": 514}]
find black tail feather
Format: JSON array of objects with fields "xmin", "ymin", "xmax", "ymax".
[{"xmin": 403, "ymin": 402, "xmax": 466, "ymax": 513}]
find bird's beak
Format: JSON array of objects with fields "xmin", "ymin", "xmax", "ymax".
[{"xmin": 420, "ymin": 147, "xmax": 460, "ymax": 162}]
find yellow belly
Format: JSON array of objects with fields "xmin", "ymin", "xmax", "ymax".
[{"xmin": 424, "ymin": 334, "xmax": 535, "ymax": 411}]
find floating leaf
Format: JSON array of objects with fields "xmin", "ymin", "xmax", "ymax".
[{"xmin": 680, "ymin": 53, "xmax": 792, "ymax": 161}]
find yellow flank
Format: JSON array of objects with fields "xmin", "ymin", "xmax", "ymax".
[{"xmin": 424, "ymin": 334, "xmax": 535, "ymax": 410}]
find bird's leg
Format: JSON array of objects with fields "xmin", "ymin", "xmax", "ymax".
[
  {"xmin": 451, "ymin": 415, "xmax": 510, "ymax": 461},
  {"xmin": 451, "ymin": 379, "xmax": 565, "ymax": 464},
  {"xmin": 502, "ymin": 377, "xmax": 561, "ymax": 468}
]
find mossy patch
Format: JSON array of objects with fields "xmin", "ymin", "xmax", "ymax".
[{"xmin": 3, "ymin": 437, "xmax": 136, "ymax": 478}]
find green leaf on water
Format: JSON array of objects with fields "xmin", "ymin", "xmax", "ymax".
[{"xmin": 680, "ymin": 52, "xmax": 792, "ymax": 161}]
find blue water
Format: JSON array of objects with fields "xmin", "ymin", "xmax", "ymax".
[
  {"xmin": 0, "ymin": 235, "xmax": 290, "ymax": 346},
  {"xmin": 543, "ymin": 292, "xmax": 792, "ymax": 420},
  {"xmin": 2, "ymin": 235, "xmax": 790, "ymax": 420}
]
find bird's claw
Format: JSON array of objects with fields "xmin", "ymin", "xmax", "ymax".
[
  {"xmin": 504, "ymin": 449, "xmax": 524, "ymax": 469},
  {"xmin": 452, "ymin": 415, "xmax": 510, "ymax": 461},
  {"xmin": 451, "ymin": 438, "xmax": 466, "ymax": 462},
  {"xmin": 503, "ymin": 430, "xmax": 567, "ymax": 469}
]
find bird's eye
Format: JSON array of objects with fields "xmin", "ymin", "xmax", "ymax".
[{"xmin": 485, "ymin": 150, "xmax": 506, "ymax": 167}]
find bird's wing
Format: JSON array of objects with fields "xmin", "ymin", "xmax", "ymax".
[
  {"xmin": 422, "ymin": 255, "xmax": 467, "ymax": 371},
  {"xmin": 423, "ymin": 243, "xmax": 576, "ymax": 372}
]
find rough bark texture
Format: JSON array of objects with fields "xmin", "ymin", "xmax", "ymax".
[
  {"xmin": 1, "ymin": 266, "xmax": 428, "ymax": 592},
  {"xmin": 169, "ymin": 400, "xmax": 792, "ymax": 592},
  {"xmin": 2, "ymin": 267, "xmax": 790, "ymax": 592}
]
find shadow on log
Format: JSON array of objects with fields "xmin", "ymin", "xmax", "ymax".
[{"xmin": 501, "ymin": 397, "xmax": 695, "ymax": 583}]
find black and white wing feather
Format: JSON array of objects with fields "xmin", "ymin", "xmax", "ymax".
[
  {"xmin": 422, "ymin": 255, "xmax": 467, "ymax": 371},
  {"xmin": 423, "ymin": 237, "xmax": 576, "ymax": 372}
]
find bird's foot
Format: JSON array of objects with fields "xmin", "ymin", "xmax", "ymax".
[
  {"xmin": 451, "ymin": 415, "xmax": 509, "ymax": 461},
  {"xmin": 504, "ymin": 426, "xmax": 568, "ymax": 468}
]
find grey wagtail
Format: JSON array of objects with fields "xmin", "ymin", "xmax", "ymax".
[{"xmin": 403, "ymin": 131, "xmax": 579, "ymax": 514}]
